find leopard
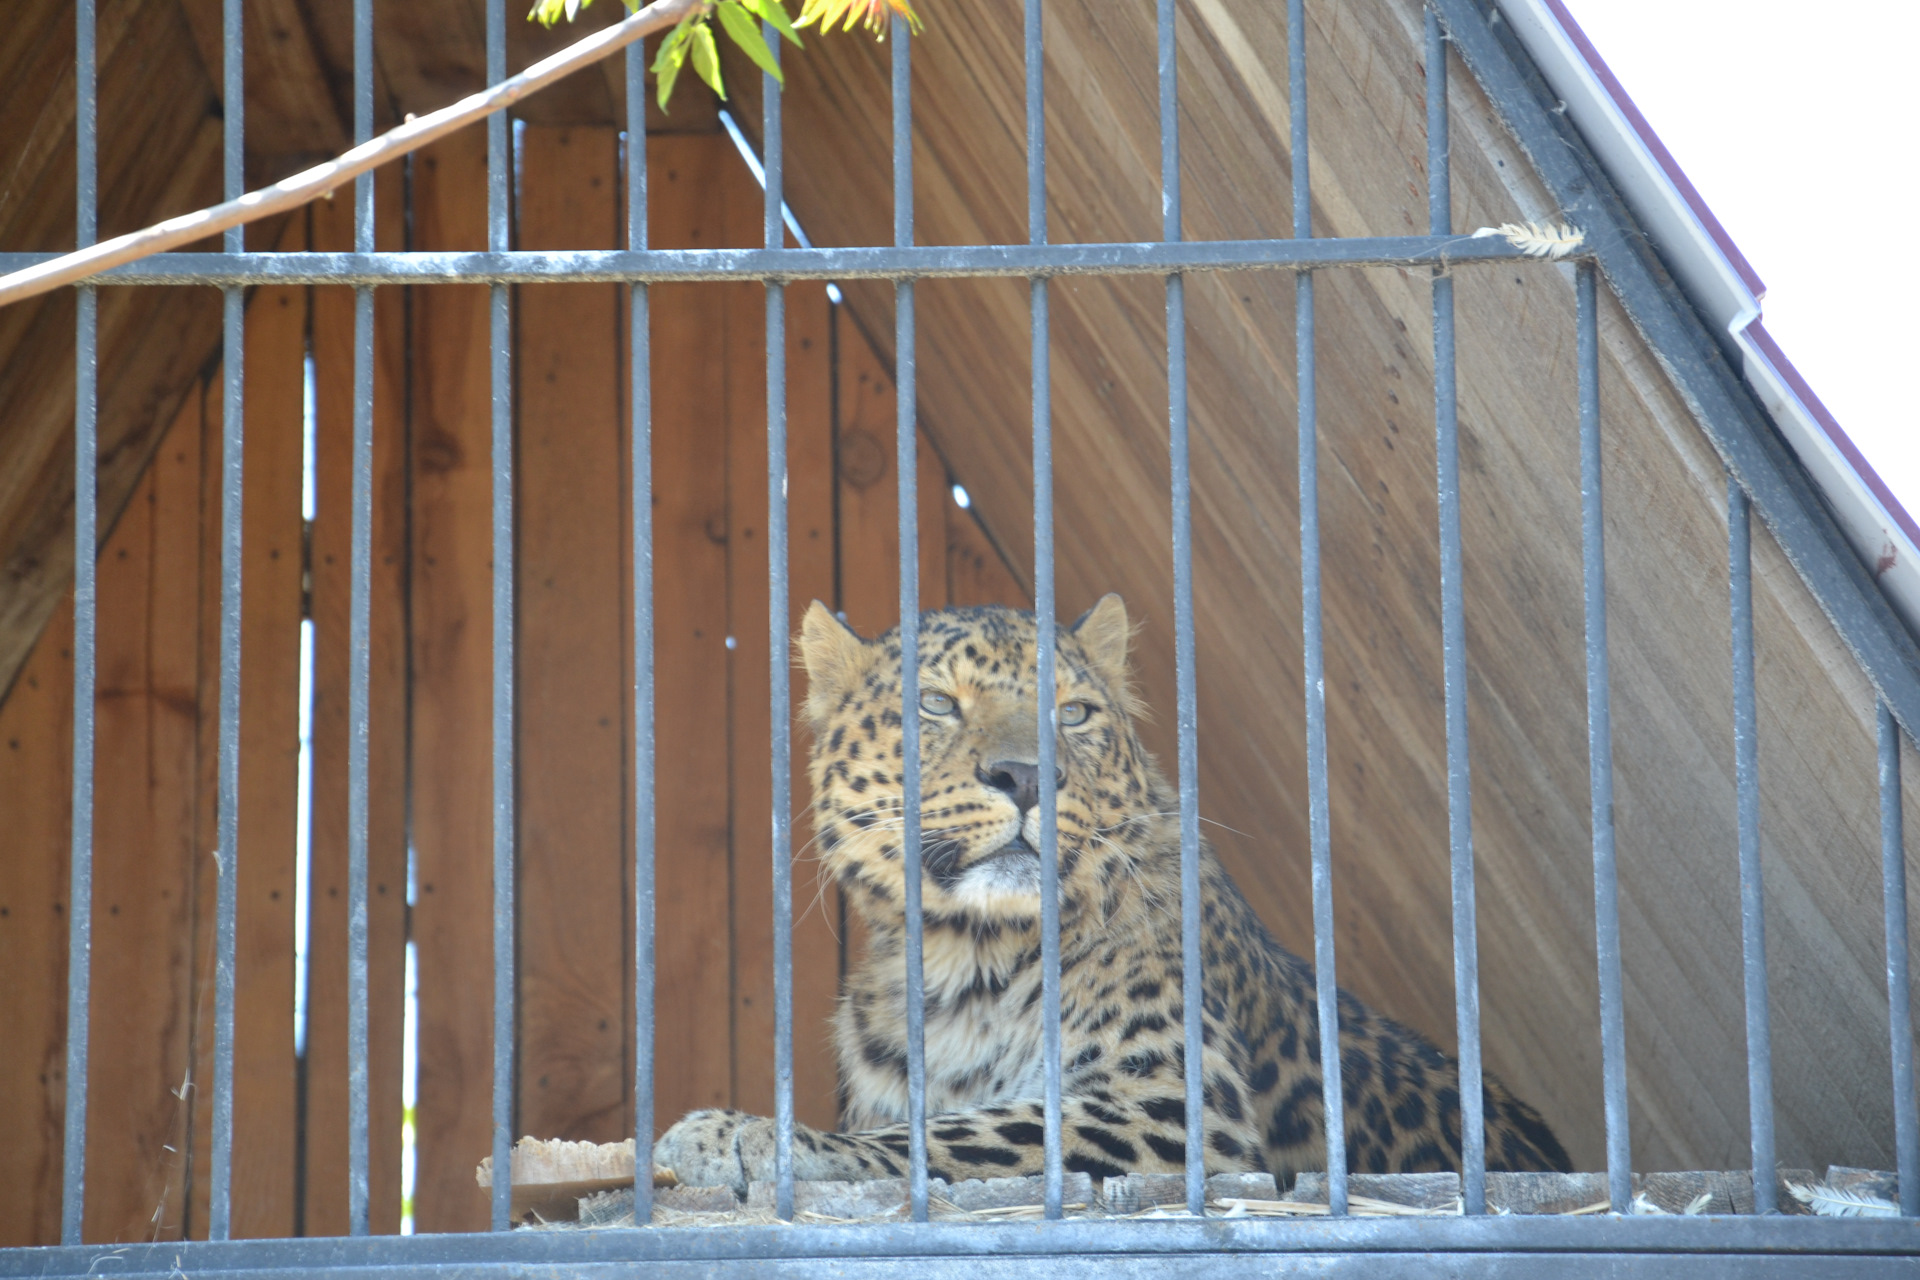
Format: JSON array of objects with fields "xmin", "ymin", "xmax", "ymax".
[{"xmin": 654, "ymin": 595, "xmax": 1571, "ymax": 1195}]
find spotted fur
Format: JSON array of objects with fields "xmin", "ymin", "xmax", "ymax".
[{"xmin": 653, "ymin": 597, "xmax": 1571, "ymax": 1193}]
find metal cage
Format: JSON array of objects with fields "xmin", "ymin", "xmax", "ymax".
[{"xmin": 4, "ymin": 0, "xmax": 1919, "ymax": 1273}]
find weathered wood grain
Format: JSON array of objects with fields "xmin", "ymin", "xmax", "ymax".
[
  {"xmin": 302, "ymin": 174, "xmax": 410, "ymax": 1237},
  {"xmin": 0, "ymin": 598, "xmax": 74, "ymax": 1246},
  {"xmin": 80, "ymin": 392, "xmax": 205, "ymax": 1244},
  {"xmin": 513, "ymin": 124, "xmax": 632, "ymax": 1148},
  {"xmin": 221, "ymin": 214, "xmax": 309, "ymax": 1239},
  {"xmin": 645, "ymin": 134, "xmax": 737, "ymax": 1135},
  {"xmin": 724, "ymin": 261, "xmax": 842, "ymax": 1128},
  {"xmin": 406, "ymin": 128, "xmax": 498, "ymax": 1234}
]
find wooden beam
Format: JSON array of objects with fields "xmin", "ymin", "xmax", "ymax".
[{"xmin": 513, "ymin": 123, "xmax": 631, "ymax": 1147}]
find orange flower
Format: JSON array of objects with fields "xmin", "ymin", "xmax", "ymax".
[{"xmin": 795, "ymin": 0, "xmax": 922, "ymax": 36}]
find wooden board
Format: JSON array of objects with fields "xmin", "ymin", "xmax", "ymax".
[
  {"xmin": 832, "ymin": 312, "xmax": 949, "ymax": 639},
  {"xmin": 512, "ymin": 124, "xmax": 631, "ymax": 1146},
  {"xmin": 0, "ymin": 595, "xmax": 73, "ymax": 1246},
  {"xmin": 218, "ymin": 213, "xmax": 309, "ymax": 1240},
  {"xmin": 406, "ymin": 127, "xmax": 498, "ymax": 1235},
  {"xmin": 302, "ymin": 171, "xmax": 410, "ymax": 1237},
  {"xmin": 644, "ymin": 134, "xmax": 737, "ymax": 1135},
  {"xmin": 79, "ymin": 391, "xmax": 205, "ymax": 1244}
]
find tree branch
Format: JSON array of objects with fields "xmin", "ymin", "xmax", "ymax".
[{"xmin": 0, "ymin": 0, "xmax": 707, "ymax": 309}]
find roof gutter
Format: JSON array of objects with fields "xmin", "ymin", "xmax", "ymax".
[{"xmin": 1496, "ymin": 0, "xmax": 1920, "ymax": 640}]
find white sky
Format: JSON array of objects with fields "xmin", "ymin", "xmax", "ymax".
[{"xmin": 1558, "ymin": 0, "xmax": 1920, "ymax": 515}]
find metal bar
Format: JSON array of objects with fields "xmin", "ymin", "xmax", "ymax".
[
  {"xmin": 1578, "ymin": 261, "xmax": 1630, "ymax": 1213},
  {"xmin": 764, "ymin": 22, "xmax": 795, "ymax": 1225},
  {"xmin": 628, "ymin": 15, "xmax": 656, "ymax": 1232},
  {"xmin": 1426, "ymin": 2, "xmax": 1485, "ymax": 1217},
  {"xmin": 209, "ymin": 0, "xmax": 246, "ymax": 1238},
  {"xmin": 6, "ymin": 1248, "xmax": 1920, "ymax": 1280},
  {"xmin": 0, "ymin": 235, "xmax": 1570, "ymax": 288},
  {"xmin": 1430, "ymin": 0, "xmax": 1920, "ymax": 752},
  {"xmin": 891, "ymin": 11, "xmax": 929, "ymax": 1227},
  {"xmin": 1291, "ymin": 0, "xmax": 1345, "ymax": 1221},
  {"xmin": 6, "ymin": 1207, "xmax": 1920, "ymax": 1272},
  {"xmin": 1880, "ymin": 701, "xmax": 1918, "ymax": 1217},
  {"xmin": 346, "ymin": 0, "xmax": 375, "ymax": 1239},
  {"xmin": 486, "ymin": 0, "xmax": 514, "ymax": 1235},
  {"xmin": 1156, "ymin": 0, "xmax": 1203, "ymax": 1222},
  {"xmin": 1727, "ymin": 477, "xmax": 1776, "ymax": 1213},
  {"xmin": 61, "ymin": 0, "xmax": 98, "ymax": 1247},
  {"xmin": 1025, "ymin": 0, "xmax": 1063, "ymax": 1223}
]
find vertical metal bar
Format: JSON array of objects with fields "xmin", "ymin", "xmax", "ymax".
[
  {"xmin": 628, "ymin": 16, "xmax": 656, "ymax": 1232},
  {"xmin": 1157, "ymin": 0, "xmax": 1203, "ymax": 1222},
  {"xmin": 486, "ymin": 0, "xmax": 515, "ymax": 1235},
  {"xmin": 62, "ymin": 0, "xmax": 98, "ymax": 1247},
  {"xmin": 1025, "ymin": 0, "xmax": 1062, "ymax": 1224},
  {"xmin": 1578, "ymin": 261, "xmax": 1630, "ymax": 1214},
  {"xmin": 210, "ymin": 0, "xmax": 246, "ymax": 1241},
  {"xmin": 1292, "ymin": 0, "xmax": 1345, "ymax": 1221},
  {"xmin": 346, "ymin": 0, "xmax": 375, "ymax": 1239},
  {"xmin": 1880, "ymin": 702, "xmax": 1919, "ymax": 1217},
  {"xmin": 764, "ymin": 22, "xmax": 795, "ymax": 1225},
  {"xmin": 1727, "ymin": 478, "xmax": 1775, "ymax": 1213},
  {"xmin": 1426, "ymin": 1, "xmax": 1485, "ymax": 1217},
  {"xmin": 891, "ymin": 13, "xmax": 929, "ymax": 1227}
]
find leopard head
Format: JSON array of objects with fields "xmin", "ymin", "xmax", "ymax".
[{"xmin": 798, "ymin": 595, "xmax": 1174, "ymax": 928}]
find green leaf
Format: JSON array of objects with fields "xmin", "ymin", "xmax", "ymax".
[
  {"xmin": 688, "ymin": 19, "xmax": 725, "ymax": 99},
  {"xmin": 651, "ymin": 17, "xmax": 695, "ymax": 111},
  {"xmin": 716, "ymin": 2, "xmax": 785, "ymax": 82},
  {"xmin": 739, "ymin": 0, "xmax": 803, "ymax": 47}
]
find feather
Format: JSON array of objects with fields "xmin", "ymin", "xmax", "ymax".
[
  {"xmin": 1786, "ymin": 1181, "xmax": 1900, "ymax": 1218},
  {"xmin": 1470, "ymin": 220, "xmax": 1586, "ymax": 260}
]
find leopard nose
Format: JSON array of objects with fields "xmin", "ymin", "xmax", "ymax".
[{"xmin": 979, "ymin": 760, "xmax": 1064, "ymax": 815}]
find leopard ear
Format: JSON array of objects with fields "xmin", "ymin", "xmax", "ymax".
[
  {"xmin": 1069, "ymin": 593, "xmax": 1132, "ymax": 687},
  {"xmin": 797, "ymin": 600, "xmax": 871, "ymax": 725}
]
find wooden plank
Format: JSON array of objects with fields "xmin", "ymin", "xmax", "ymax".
[
  {"xmin": 302, "ymin": 167, "xmax": 410, "ymax": 1236},
  {"xmin": 946, "ymin": 489, "xmax": 1030, "ymax": 609},
  {"xmin": 223, "ymin": 214, "xmax": 310, "ymax": 1240},
  {"xmin": 175, "ymin": 0, "xmax": 349, "ymax": 178},
  {"xmin": 832, "ymin": 319, "xmax": 948, "ymax": 638},
  {"xmin": 727, "ymin": 258, "xmax": 842, "ymax": 1125},
  {"xmin": 0, "ymin": 597, "xmax": 73, "ymax": 1246},
  {"xmin": 512, "ymin": 124, "xmax": 630, "ymax": 1146},
  {"xmin": 644, "ymin": 134, "xmax": 736, "ymax": 1135},
  {"xmin": 784, "ymin": 282, "xmax": 842, "ymax": 1131},
  {"xmin": 178, "ymin": 218, "xmax": 312, "ymax": 1243},
  {"xmin": 79, "ymin": 392, "xmax": 206, "ymax": 1243},
  {"xmin": 406, "ymin": 126, "xmax": 496, "ymax": 1234}
]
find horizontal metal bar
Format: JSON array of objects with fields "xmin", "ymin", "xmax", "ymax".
[
  {"xmin": 0, "ymin": 1251, "xmax": 1911, "ymax": 1280},
  {"xmin": 0, "ymin": 235, "xmax": 1579, "ymax": 288},
  {"xmin": 4, "ymin": 1214, "xmax": 1916, "ymax": 1275}
]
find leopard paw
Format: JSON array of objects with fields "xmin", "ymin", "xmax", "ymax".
[{"xmin": 653, "ymin": 1109, "xmax": 770, "ymax": 1197}]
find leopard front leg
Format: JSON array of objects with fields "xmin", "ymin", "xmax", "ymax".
[
  {"xmin": 653, "ymin": 1108, "xmax": 919, "ymax": 1196},
  {"xmin": 655, "ymin": 1081, "xmax": 1263, "ymax": 1196}
]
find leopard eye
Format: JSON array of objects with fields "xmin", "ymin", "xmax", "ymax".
[
  {"xmin": 1057, "ymin": 701, "xmax": 1091, "ymax": 727},
  {"xmin": 919, "ymin": 690, "xmax": 957, "ymax": 716}
]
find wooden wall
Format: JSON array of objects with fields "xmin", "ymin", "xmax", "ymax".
[{"xmin": 0, "ymin": 124, "xmax": 1025, "ymax": 1244}]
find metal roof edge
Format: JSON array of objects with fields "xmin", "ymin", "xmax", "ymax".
[{"xmin": 1494, "ymin": 0, "xmax": 1920, "ymax": 640}]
